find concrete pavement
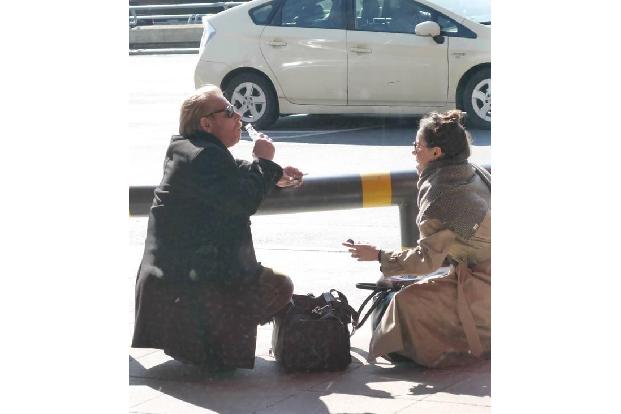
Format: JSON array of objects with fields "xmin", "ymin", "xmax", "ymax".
[
  {"xmin": 129, "ymin": 325, "xmax": 491, "ymax": 414},
  {"xmin": 128, "ymin": 211, "xmax": 491, "ymax": 413}
]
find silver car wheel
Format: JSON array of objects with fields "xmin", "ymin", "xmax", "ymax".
[
  {"xmin": 471, "ymin": 79, "xmax": 491, "ymax": 122},
  {"xmin": 230, "ymin": 82, "xmax": 267, "ymax": 123}
]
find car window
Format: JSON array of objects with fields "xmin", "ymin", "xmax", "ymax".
[
  {"xmin": 426, "ymin": 0, "xmax": 490, "ymax": 24},
  {"xmin": 250, "ymin": 2, "xmax": 276, "ymax": 25},
  {"xmin": 280, "ymin": 0, "xmax": 345, "ymax": 29},
  {"xmin": 354, "ymin": 0, "xmax": 463, "ymax": 35}
]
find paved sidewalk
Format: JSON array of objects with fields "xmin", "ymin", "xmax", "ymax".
[
  {"xmin": 130, "ymin": 324, "xmax": 490, "ymax": 414},
  {"xmin": 129, "ymin": 296, "xmax": 490, "ymax": 413},
  {"xmin": 129, "ymin": 214, "xmax": 491, "ymax": 413}
]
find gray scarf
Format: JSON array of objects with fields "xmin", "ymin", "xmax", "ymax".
[{"xmin": 417, "ymin": 154, "xmax": 491, "ymax": 240}]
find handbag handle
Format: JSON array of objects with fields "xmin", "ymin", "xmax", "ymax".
[
  {"xmin": 351, "ymin": 289, "xmax": 390, "ymax": 336},
  {"xmin": 351, "ymin": 281, "xmax": 403, "ymax": 336},
  {"xmin": 328, "ymin": 289, "xmax": 350, "ymax": 304},
  {"xmin": 320, "ymin": 289, "xmax": 358, "ymax": 331},
  {"xmin": 355, "ymin": 282, "xmax": 392, "ymax": 291}
]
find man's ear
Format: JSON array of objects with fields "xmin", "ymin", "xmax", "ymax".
[
  {"xmin": 199, "ymin": 116, "xmax": 211, "ymax": 133},
  {"xmin": 433, "ymin": 147, "xmax": 443, "ymax": 159}
]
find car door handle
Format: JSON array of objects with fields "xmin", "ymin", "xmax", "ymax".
[
  {"xmin": 267, "ymin": 40, "xmax": 287, "ymax": 47},
  {"xmin": 350, "ymin": 47, "xmax": 372, "ymax": 54}
]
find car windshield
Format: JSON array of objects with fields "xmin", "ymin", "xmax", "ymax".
[{"xmin": 426, "ymin": 0, "xmax": 490, "ymax": 24}]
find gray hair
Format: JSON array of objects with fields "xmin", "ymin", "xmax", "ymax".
[{"xmin": 178, "ymin": 84, "xmax": 224, "ymax": 136}]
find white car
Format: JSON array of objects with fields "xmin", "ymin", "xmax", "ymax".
[{"xmin": 194, "ymin": 0, "xmax": 490, "ymax": 129}]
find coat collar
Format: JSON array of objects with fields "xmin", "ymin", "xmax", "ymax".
[
  {"xmin": 171, "ymin": 130, "xmax": 228, "ymax": 151},
  {"xmin": 188, "ymin": 130, "xmax": 227, "ymax": 150},
  {"xmin": 417, "ymin": 152, "xmax": 469, "ymax": 189}
]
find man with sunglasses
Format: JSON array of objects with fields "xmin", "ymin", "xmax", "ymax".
[{"xmin": 132, "ymin": 84, "xmax": 304, "ymax": 372}]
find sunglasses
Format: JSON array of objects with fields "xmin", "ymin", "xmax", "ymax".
[{"xmin": 205, "ymin": 104, "xmax": 237, "ymax": 118}]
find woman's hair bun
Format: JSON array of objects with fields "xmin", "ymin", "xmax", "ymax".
[
  {"xmin": 419, "ymin": 110, "xmax": 471, "ymax": 160},
  {"xmin": 441, "ymin": 110, "xmax": 465, "ymax": 126},
  {"xmin": 429, "ymin": 110, "xmax": 465, "ymax": 135}
]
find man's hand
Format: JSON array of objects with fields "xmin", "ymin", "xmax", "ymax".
[
  {"xmin": 253, "ymin": 137, "xmax": 275, "ymax": 160},
  {"xmin": 342, "ymin": 240, "xmax": 380, "ymax": 261},
  {"xmin": 276, "ymin": 166, "xmax": 305, "ymax": 188}
]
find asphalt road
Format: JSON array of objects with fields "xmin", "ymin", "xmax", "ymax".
[{"xmin": 128, "ymin": 54, "xmax": 491, "ymax": 302}]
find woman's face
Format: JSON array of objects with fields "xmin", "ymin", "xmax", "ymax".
[{"xmin": 412, "ymin": 132, "xmax": 439, "ymax": 172}]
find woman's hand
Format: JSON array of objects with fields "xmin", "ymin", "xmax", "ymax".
[
  {"xmin": 342, "ymin": 240, "xmax": 380, "ymax": 261},
  {"xmin": 276, "ymin": 166, "xmax": 305, "ymax": 188}
]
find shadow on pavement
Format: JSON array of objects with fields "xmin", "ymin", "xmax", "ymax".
[
  {"xmin": 130, "ymin": 350, "xmax": 489, "ymax": 413},
  {"xmin": 271, "ymin": 114, "xmax": 420, "ymax": 131},
  {"xmin": 129, "ymin": 354, "xmax": 389, "ymax": 413},
  {"xmin": 350, "ymin": 346, "xmax": 490, "ymax": 398}
]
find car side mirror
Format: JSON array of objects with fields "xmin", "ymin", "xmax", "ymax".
[
  {"xmin": 415, "ymin": 21, "xmax": 444, "ymax": 44},
  {"xmin": 414, "ymin": 21, "xmax": 441, "ymax": 37}
]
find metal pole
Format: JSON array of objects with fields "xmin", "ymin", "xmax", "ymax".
[
  {"xmin": 257, "ymin": 173, "xmax": 363, "ymax": 214},
  {"xmin": 129, "ymin": 186, "xmax": 156, "ymax": 217},
  {"xmin": 129, "ymin": 165, "xmax": 489, "ymax": 246},
  {"xmin": 399, "ymin": 202, "xmax": 420, "ymax": 248},
  {"xmin": 389, "ymin": 170, "xmax": 420, "ymax": 247},
  {"xmin": 129, "ymin": 3, "xmax": 244, "ymax": 12}
]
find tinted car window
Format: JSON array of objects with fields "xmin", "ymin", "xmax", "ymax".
[
  {"xmin": 281, "ymin": 0, "xmax": 345, "ymax": 29},
  {"xmin": 354, "ymin": 0, "xmax": 473, "ymax": 37},
  {"xmin": 250, "ymin": 2, "xmax": 276, "ymax": 25}
]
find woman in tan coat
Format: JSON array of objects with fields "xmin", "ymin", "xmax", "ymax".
[{"xmin": 344, "ymin": 110, "xmax": 490, "ymax": 368}]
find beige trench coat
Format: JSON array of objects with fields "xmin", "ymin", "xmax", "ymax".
[{"xmin": 370, "ymin": 211, "xmax": 491, "ymax": 368}]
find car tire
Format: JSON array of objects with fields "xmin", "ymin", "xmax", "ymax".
[
  {"xmin": 224, "ymin": 73, "xmax": 278, "ymax": 129},
  {"xmin": 462, "ymin": 68, "xmax": 491, "ymax": 129}
]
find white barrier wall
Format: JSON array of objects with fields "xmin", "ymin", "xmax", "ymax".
[{"xmin": 129, "ymin": 24, "xmax": 203, "ymax": 47}]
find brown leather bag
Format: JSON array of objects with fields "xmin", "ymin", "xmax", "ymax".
[{"xmin": 271, "ymin": 290, "xmax": 357, "ymax": 372}]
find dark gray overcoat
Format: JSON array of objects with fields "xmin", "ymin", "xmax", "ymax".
[{"xmin": 131, "ymin": 131, "xmax": 283, "ymax": 369}]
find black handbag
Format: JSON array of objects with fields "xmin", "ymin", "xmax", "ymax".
[
  {"xmin": 271, "ymin": 290, "xmax": 358, "ymax": 372},
  {"xmin": 351, "ymin": 276, "xmax": 422, "ymax": 334}
]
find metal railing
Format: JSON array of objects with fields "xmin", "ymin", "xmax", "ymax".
[
  {"xmin": 129, "ymin": 165, "xmax": 490, "ymax": 247},
  {"xmin": 129, "ymin": 2, "xmax": 245, "ymax": 27}
]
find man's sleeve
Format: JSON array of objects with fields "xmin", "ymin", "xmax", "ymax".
[{"xmin": 187, "ymin": 148, "xmax": 283, "ymax": 216}]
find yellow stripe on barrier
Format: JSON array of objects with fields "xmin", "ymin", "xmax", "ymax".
[{"xmin": 360, "ymin": 172, "xmax": 392, "ymax": 208}]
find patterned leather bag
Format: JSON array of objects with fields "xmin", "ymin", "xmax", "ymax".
[{"xmin": 271, "ymin": 290, "xmax": 357, "ymax": 372}]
